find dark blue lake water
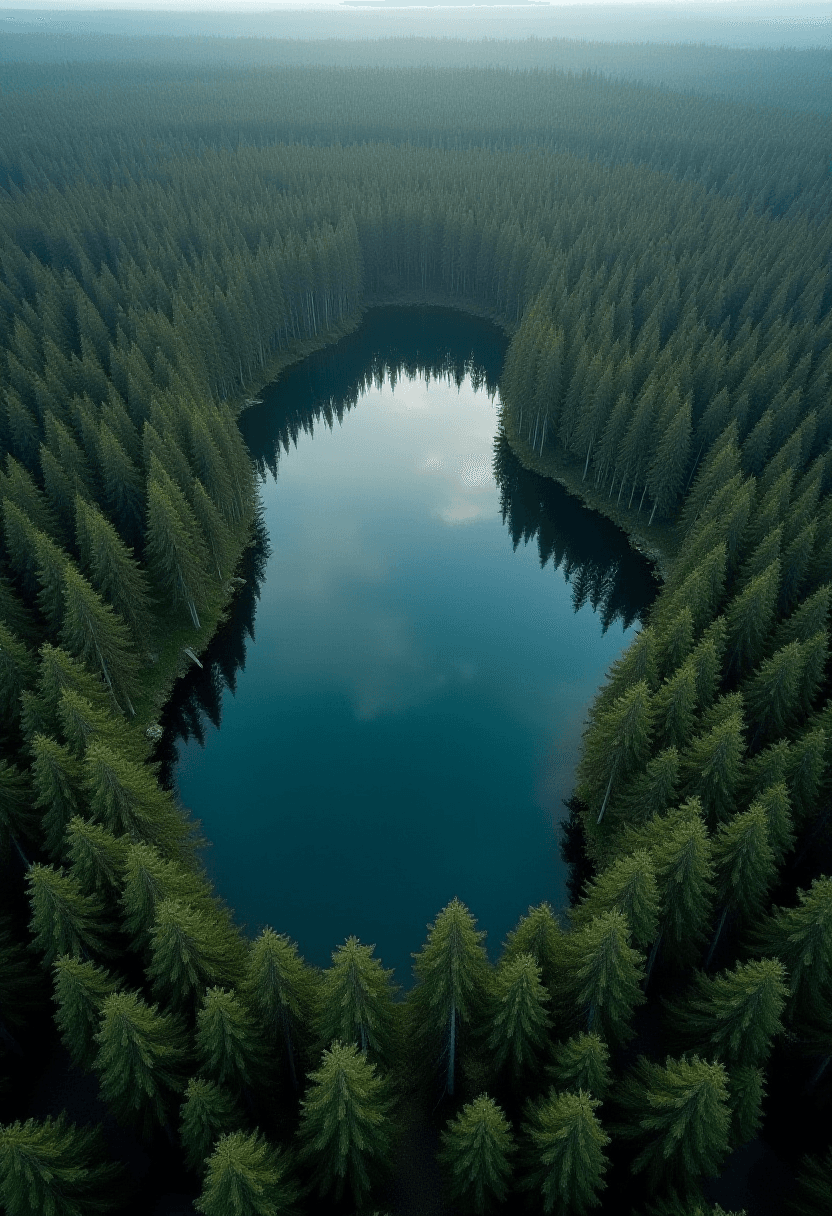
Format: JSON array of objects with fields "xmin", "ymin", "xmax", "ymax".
[{"xmin": 159, "ymin": 308, "xmax": 657, "ymax": 984}]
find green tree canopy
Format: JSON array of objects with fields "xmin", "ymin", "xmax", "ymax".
[
  {"xmin": 0, "ymin": 1116, "xmax": 122, "ymax": 1216},
  {"xmin": 317, "ymin": 935, "xmax": 396, "ymax": 1061},
  {"xmin": 195, "ymin": 1131, "xmax": 299, "ymax": 1216},
  {"xmin": 179, "ymin": 1077, "xmax": 244, "ymax": 1175},
  {"xmin": 520, "ymin": 1088, "xmax": 609, "ymax": 1215},
  {"xmin": 486, "ymin": 952, "xmax": 550, "ymax": 1082},
  {"xmin": 439, "ymin": 1093, "xmax": 514, "ymax": 1215}
]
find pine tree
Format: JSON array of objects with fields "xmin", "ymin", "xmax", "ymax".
[
  {"xmin": 0, "ymin": 761, "xmax": 37, "ymax": 863},
  {"xmin": 317, "ymin": 935, "xmax": 396, "ymax": 1060},
  {"xmin": 520, "ymin": 1088, "xmax": 608, "ymax": 1215},
  {"xmin": 52, "ymin": 955, "xmax": 118, "ymax": 1072},
  {"xmin": 646, "ymin": 396, "xmax": 692, "ymax": 525},
  {"xmin": 148, "ymin": 899, "xmax": 245, "ymax": 1014},
  {"xmin": 707, "ymin": 803, "xmax": 776, "ymax": 964},
  {"xmin": 617, "ymin": 747, "xmax": 681, "ymax": 827},
  {"xmin": 94, "ymin": 990, "xmax": 187, "ymax": 1135},
  {"xmin": 0, "ymin": 622, "xmax": 36, "ymax": 722},
  {"xmin": 618, "ymin": 1055, "xmax": 731, "ymax": 1190},
  {"xmin": 548, "ymin": 1032, "xmax": 612, "ymax": 1101},
  {"xmin": 179, "ymin": 1077, "xmax": 243, "ymax": 1174},
  {"xmin": 572, "ymin": 851, "xmax": 659, "ymax": 952},
  {"xmin": 439, "ymin": 1093, "xmax": 514, "ymax": 1215},
  {"xmin": 754, "ymin": 783, "xmax": 795, "ymax": 866},
  {"xmin": 410, "ymin": 897, "xmax": 491, "ymax": 1096},
  {"xmin": 668, "ymin": 959, "xmax": 787, "ymax": 1067},
  {"xmin": 30, "ymin": 734, "xmax": 84, "ymax": 860},
  {"xmin": 298, "ymin": 1040, "xmax": 391, "ymax": 1204},
  {"xmin": 85, "ymin": 742, "xmax": 187, "ymax": 857},
  {"xmin": 243, "ymin": 928, "xmax": 319, "ymax": 1092},
  {"xmin": 501, "ymin": 902, "xmax": 566, "ymax": 996},
  {"xmin": 0, "ymin": 1115, "xmax": 122, "ymax": 1216},
  {"xmin": 566, "ymin": 910, "xmax": 645, "ymax": 1045},
  {"xmin": 120, "ymin": 840, "xmax": 209, "ymax": 949},
  {"xmin": 727, "ymin": 1064, "xmax": 765, "ymax": 1147},
  {"xmin": 486, "ymin": 953, "xmax": 550, "ymax": 1081},
  {"xmin": 65, "ymin": 817, "xmax": 127, "ymax": 901},
  {"xmin": 75, "ymin": 496, "xmax": 155, "ymax": 647},
  {"xmin": 744, "ymin": 642, "xmax": 805, "ymax": 741},
  {"xmin": 759, "ymin": 877, "xmax": 832, "ymax": 1022},
  {"xmin": 196, "ymin": 987, "xmax": 265, "ymax": 1093},
  {"xmin": 146, "ymin": 463, "xmax": 209, "ymax": 629},
  {"xmin": 653, "ymin": 661, "xmax": 698, "ymax": 751},
  {"xmin": 26, "ymin": 864, "xmax": 111, "ymax": 967},
  {"xmin": 60, "ymin": 564, "xmax": 139, "ymax": 714},
  {"xmin": 195, "ymin": 1131, "xmax": 299, "ymax": 1216},
  {"xmin": 724, "ymin": 561, "xmax": 780, "ymax": 677},
  {"xmin": 578, "ymin": 680, "xmax": 654, "ymax": 824}
]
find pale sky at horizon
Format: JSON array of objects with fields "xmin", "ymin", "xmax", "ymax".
[{"xmin": 1, "ymin": 0, "xmax": 828, "ymax": 9}]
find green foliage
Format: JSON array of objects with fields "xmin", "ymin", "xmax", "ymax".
[
  {"xmin": 26, "ymin": 863, "xmax": 111, "ymax": 967},
  {"xmin": 59, "ymin": 563, "xmax": 139, "ymax": 714},
  {"xmin": 94, "ymin": 990, "xmax": 187, "ymax": 1134},
  {"xmin": 727, "ymin": 1065, "xmax": 765, "ymax": 1147},
  {"xmin": 0, "ymin": 622, "xmax": 36, "ymax": 722},
  {"xmin": 566, "ymin": 910, "xmax": 645, "ymax": 1045},
  {"xmin": 520, "ymin": 1088, "xmax": 608, "ymax": 1215},
  {"xmin": 410, "ymin": 898, "xmax": 491, "ymax": 1096},
  {"xmin": 501, "ymin": 902, "xmax": 565, "ymax": 995},
  {"xmin": 317, "ymin": 935, "xmax": 396, "ymax": 1060},
  {"xmin": 759, "ymin": 877, "xmax": 832, "ymax": 1022},
  {"xmin": 74, "ymin": 496, "xmax": 155, "ymax": 647},
  {"xmin": 0, "ymin": 761, "xmax": 37, "ymax": 859},
  {"xmin": 147, "ymin": 899, "xmax": 244, "ymax": 1013},
  {"xmin": 547, "ymin": 1033, "xmax": 612, "ymax": 1101},
  {"xmin": 85, "ymin": 743, "xmax": 187, "ymax": 856},
  {"xmin": 0, "ymin": 1115, "xmax": 122, "ymax": 1216},
  {"xmin": 646, "ymin": 800, "xmax": 715, "ymax": 964},
  {"xmin": 668, "ymin": 959, "xmax": 787, "ymax": 1067},
  {"xmin": 578, "ymin": 679, "xmax": 654, "ymax": 824},
  {"xmin": 439, "ymin": 1093, "xmax": 514, "ymax": 1215},
  {"xmin": 195, "ymin": 1131, "xmax": 299, "ymax": 1216},
  {"xmin": 572, "ymin": 850, "xmax": 659, "ymax": 951},
  {"xmin": 31, "ymin": 734, "xmax": 84, "ymax": 860},
  {"xmin": 790, "ymin": 1148, "xmax": 832, "ymax": 1216},
  {"xmin": 120, "ymin": 841, "xmax": 209, "ymax": 949},
  {"xmin": 179, "ymin": 1077, "xmax": 244, "ymax": 1174},
  {"xmin": 196, "ymin": 987, "xmax": 265, "ymax": 1092},
  {"xmin": 298, "ymin": 1040, "xmax": 391, "ymax": 1204},
  {"xmin": 243, "ymin": 928, "xmax": 320, "ymax": 1091},
  {"xmin": 619, "ymin": 1055, "xmax": 731, "ymax": 1189},
  {"xmin": 486, "ymin": 953, "xmax": 550, "ymax": 1081},
  {"xmin": 52, "ymin": 955, "xmax": 118, "ymax": 1072}
]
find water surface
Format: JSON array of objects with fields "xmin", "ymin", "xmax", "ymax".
[{"xmin": 160, "ymin": 308, "xmax": 657, "ymax": 982}]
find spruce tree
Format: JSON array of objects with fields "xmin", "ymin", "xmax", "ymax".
[
  {"xmin": 617, "ymin": 747, "xmax": 681, "ymax": 828},
  {"xmin": 74, "ymin": 496, "xmax": 155, "ymax": 647},
  {"xmin": 707, "ymin": 803, "xmax": 776, "ymax": 965},
  {"xmin": 94, "ymin": 990, "xmax": 187, "ymax": 1135},
  {"xmin": 195, "ymin": 1131, "xmax": 299, "ymax": 1216},
  {"xmin": 754, "ymin": 782, "xmax": 795, "ymax": 866},
  {"xmin": 727, "ymin": 1064, "xmax": 765, "ymax": 1147},
  {"xmin": 566, "ymin": 910, "xmax": 645, "ymax": 1045},
  {"xmin": 65, "ymin": 817, "xmax": 126, "ymax": 901},
  {"xmin": 31, "ymin": 734, "xmax": 84, "ymax": 860},
  {"xmin": 0, "ymin": 1116, "xmax": 122, "ymax": 1216},
  {"xmin": 148, "ymin": 899, "xmax": 245, "ymax": 1014},
  {"xmin": 120, "ymin": 841, "xmax": 210, "ymax": 948},
  {"xmin": 724, "ymin": 561, "xmax": 780, "ymax": 677},
  {"xmin": 439, "ymin": 1093, "xmax": 514, "ymax": 1215},
  {"xmin": 317, "ymin": 935, "xmax": 396, "ymax": 1060},
  {"xmin": 759, "ymin": 877, "xmax": 832, "ymax": 1022},
  {"xmin": 146, "ymin": 462, "xmax": 209, "ymax": 629},
  {"xmin": 0, "ymin": 622, "xmax": 36, "ymax": 722},
  {"xmin": 578, "ymin": 680, "xmax": 654, "ymax": 824},
  {"xmin": 520, "ymin": 1088, "xmax": 608, "ymax": 1215},
  {"xmin": 180, "ymin": 1077, "xmax": 243, "ymax": 1174},
  {"xmin": 668, "ymin": 959, "xmax": 787, "ymax": 1067},
  {"xmin": 243, "ymin": 928, "xmax": 319, "ymax": 1092},
  {"xmin": 196, "ymin": 986, "xmax": 265, "ymax": 1093},
  {"xmin": 618, "ymin": 1055, "xmax": 731, "ymax": 1190},
  {"xmin": 486, "ymin": 953, "xmax": 550, "ymax": 1082},
  {"xmin": 60, "ymin": 564, "xmax": 139, "ymax": 714},
  {"xmin": 298, "ymin": 1040, "xmax": 391, "ymax": 1204},
  {"xmin": 52, "ymin": 955, "xmax": 118, "ymax": 1071},
  {"xmin": 26, "ymin": 864, "xmax": 111, "ymax": 967},
  {"xmin": 680, "ymin": 706, "xmax": 745, "ymax": 824},
  {"xmin": 745, "ymin": 642, "xmax": 805, "ymax": 741},
  {"xmin": 410, "ymin": 897, "xmax": 491, "ymax": 1096},
  {"xmin": 0, "ymin": 761, "xmax": 37, "ymax": 863},
  {"xmin": 572, "ymin": 850, "xmax": 659, "ymax": 952},
  {"xmin": 548, "ymin": 1032, "xmax": 612, "ymax": 1101},
  {"xmin": 649, "ymin": 800, "xmax": 715, "ymax": 968},
  {"xmin": 501, "ymin": 902, "xmax": 566, "ymax": 996},
  {"xmin": 85, "ymin": 742, "xmax": 187, "ymax": 857}
]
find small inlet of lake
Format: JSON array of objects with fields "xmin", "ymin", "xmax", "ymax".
[{"xmin": 157, "ymin": 307, "xmax": 658, "ymax": 984}]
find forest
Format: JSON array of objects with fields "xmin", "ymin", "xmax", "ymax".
[{"xmin": 0, "ymin": 14, "xmax": 831, "ymax": 1216}]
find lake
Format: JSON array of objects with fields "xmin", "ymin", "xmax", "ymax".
[{"xmin": 158, "ymin": 307, "xmax": 657, "ymax": 984}]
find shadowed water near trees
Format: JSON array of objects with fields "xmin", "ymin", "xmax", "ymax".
[{"xmin": 155, "ymin": 308, "xmax": 657, "ymax": 982}]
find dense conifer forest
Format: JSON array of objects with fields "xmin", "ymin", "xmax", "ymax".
[{"xmin": 0, "ymin": 15, "xmax": 831, "ymax": 1214}]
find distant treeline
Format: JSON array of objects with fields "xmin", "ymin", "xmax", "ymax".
[
  {"xmin": 1, "ymin": 29, "xmax": 830, "ymax": 112},
  {"xmin": 0, "ymin": 55, "xmax": 831, "ymax": 1216}
]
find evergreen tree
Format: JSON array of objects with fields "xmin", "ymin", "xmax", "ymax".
[
  {"xmin": 680, "ymin": 707, "xmax": 745, "ymax": 824},
  {"xmin": 26, "ymin": 864, "xmax": 110, "ymax": 967},
  {"xmin": 745, "ymin": 642, "xmax": 805, "ymax": 741},
  {"xmin": 548, "ymin": 1032, "xmax": 612, "ymax": 1101},
  {"xmin": 410, "ymin": 897, "xmax": 490, "ymax": 1096},
  {"xmin": 31, "ymin": 734, "xmax": 84, "ymax": 860},
  {"xmin": 0, "ymin": 622, "xmax": 36, "ymax": 722},
  {"xmin": 317, "ymin": 935, "xmax": 396, "ymax": 1060},
  {"xmin": 0, "ymin": 1116, "xmax": 122, "ymax": 1216},
  {"xmin": 75, "ymin": 496, "xmax": 155, "ymax": 647},
  {"xmin": 439, "ymin": 1093, "xmax": 514, "ymax": 1215},
  {"xmin": 60, "ymin": 564, "xmax": 139, "ymax": 714},
  {"xmin": 617, "ymin": 747, "xmax": 681, "ymax": 827},
  {"xmin": 653, "ymin": 661, "xmax": 698, "ymax": 751},
  {"xmin": 85, "ymin": 742, "xmax": 187, "ymax": 857},
  {"xmin": 0, "ymin": 761, "xmax": 37, "ymax": 862},
  {"xmin": 196, "ymin": 987, "xmax": 265, "ymax": 1093},
  {"xmin": 52, "ymin": 955, "xmax": 118, "ymax": 1072},
  {"xmin": 647, "ymin": 396, "xmax": 692, "ymax": 525},
  {"xmin": 501, "ymin": 902, "xmax": 566, "ymax": 996},
  {"xmin": 65, "ymin": 817, "xmax": 127, "ymax": 901},
  {"xmin": 572, "ymin": 850, "xmax": 659, "ymax": 952},
  {"xmin": 707, "ymin": 803, "xmax": 776, "ymax": 964},
  {"xmin": 618, "ymin": 1055, "xmax": 731, "ymax": 1190},
  {"xmin": 146, "ymin": 463, "xmax": 209, "ymax": 629},
  {"xmin": 120, "ymin": 841, "xmax": 209, "ymax": 949},
  {"xmin": 759, "ymin": 877, "xmax": 832, "ymax": 1022},
  {"xmin": 243, "ymin": 928, "xmax": 319, "ymax": 1092},
  {"xmin": 179, "ymin": 1077, "xmax": 243, "ymax": 1175},
  {"xmin": 148, "ymin": 899, "xmax": 245, "ymax": 1014},
  {"xmin": 578, "ymin": 680, "xmax": 654, "ymax": 824},
  {"xmin": 298, "ymin": 1040, "xmax": 391, "ymax": 1204},
  {"xmin": 195, "ymin": 1131, "xmax": 299, "ymax": 1216},
  {"xmin": 520, "ymin": 1088, "xmax": 608, "ymax": 1215},
  {"xmin": 566, "ymin": 910, "xmax": 645, "ymax": 1045},
  {"xmin": 724, "ymin": 561, "xmax": 780, "ymax": 677},
  {"xmin": 486, "ymin": 953, "xmax": 550, "ymax": 1081},
  {"xmin": 790, "ymin": 1148, "xmax": 832, "ymax": 1216},
  {"xmin": 754, "ymin": 783, "xmax": 795, "ymax": 866},
  {"xmin": 94, "ymin": 990, "xmax": 187, "ymax": 1135},
  {"xmin": 668, "ymin": 959, "xmax": 787, "ymax": 1067},
  {"xmin": 727, "ymin": 1064, "xmax": 765, "ymax": 1147}
]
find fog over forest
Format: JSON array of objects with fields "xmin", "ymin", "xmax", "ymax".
[{"xmin": 0, "ymin": 5, "xmax": 830, "ymax": 1216}]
